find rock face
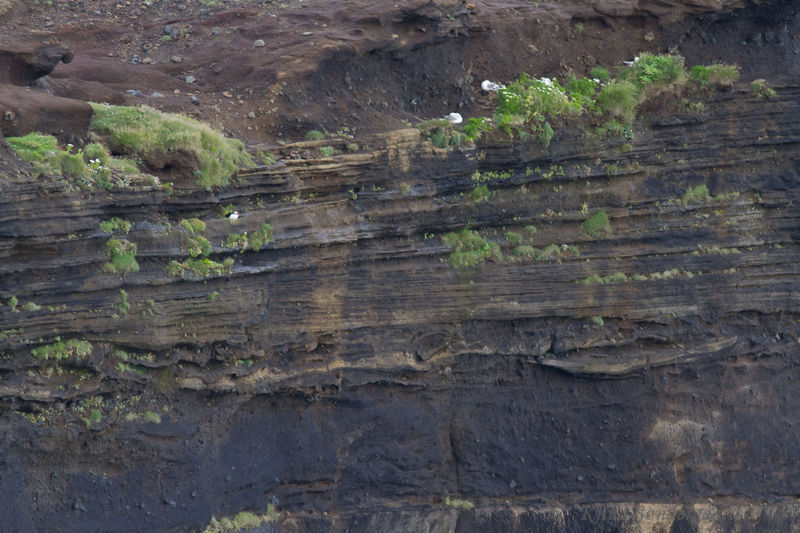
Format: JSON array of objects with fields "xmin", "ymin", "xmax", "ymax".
[
  {"xmin": 0, "ymin": 1, "xmax": 799, "ymax": 532},
  {"xmin": 0, "ymin": 85, "xmax": 92, "ymax": 142},
  {"xmin": 0, "ymin": 41, "xmax": 89, "ymax": 142},
  {"xmin": 0, "ymin": 41, "xmax": 73, "ymax": 86}
]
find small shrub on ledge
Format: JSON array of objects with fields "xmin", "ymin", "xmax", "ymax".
[
  {"xmin": 167, "ymin": 257, "xmax": 234, "ymax": 278},
  {"xmin": 102, "ymin": 238, "xmax": 140, "ymax": 275},
  {"xmin": 89, "ymin": 103, "xmax": 254, "ymax": 189},
  {"xmin": 441, "ymin": 229, "xmax": 502, "ymax": 268},
  {"xmin": 31, "ymin": 338, "xmax": 92, "ymax": 360}
]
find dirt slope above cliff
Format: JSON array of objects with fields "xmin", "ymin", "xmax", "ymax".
[{"xmin": 3, "ymin": 0, "xmax": 798, "ymax": 143}]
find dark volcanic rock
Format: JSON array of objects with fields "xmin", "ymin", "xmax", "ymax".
[{"xmin": 1, "ymin": 0, "xmax": 800, "ymax": 532}]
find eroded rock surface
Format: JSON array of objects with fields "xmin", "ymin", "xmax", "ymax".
[{"xmin": 1, "ymin": 0, "xmax": 799, "ymax": 532}]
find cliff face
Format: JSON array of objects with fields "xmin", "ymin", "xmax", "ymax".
[{"xmin": 1, "ymin": 1, "xmax": 800, "ymax": 532}]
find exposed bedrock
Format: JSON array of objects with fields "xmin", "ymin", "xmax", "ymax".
[
  {"xmin": 0, "ymin": 41, "xmax": 73, "ymax": 86},
  {"xmin": 0, "ymin": 41, "xmax": 90, "ymax": 142},
  {"xmin": 1, "ymin": 0, "xmax": 799, "ymax": 532}
]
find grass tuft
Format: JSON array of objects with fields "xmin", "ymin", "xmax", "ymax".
[
  {"xmin": 690, "ymin": 64, "xmax": 740, "ymax": 89},
  {"xmin": 32, "ymin": 339, "xmax": 92, "ymax": 360},
  {"xmin": 305, "ymin": 130, "xmax": 325, "ymax": 141},
  {"xmin": 596, "ymin": 81, "xmax": 639, "ymax": 123},
  {"xmin": 103, "ymin": 238, "xmax": 139, "ymax": 274},
  {"xmin": 100, "ymin": 217, "xmax": 132, "ymax": 234},
  {"xmin": 583, "ymin": 211, "xmax": 611, "ymax": 237},
  {"xmin": 441, "ymin": 229, "xmax": 502, "ymax": 268},
  {"xmin": 89, "ymin": 103, "xmax": 253, "ymax": 188}
]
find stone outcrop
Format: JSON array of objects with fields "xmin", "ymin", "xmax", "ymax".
[
  {"xmin": 0, "ymin": 40, "xmax": 89, "ymax": 142},
  {"xmin": 0, "ymin": 85, "xmax": 92, "ymax": 143},
  {"xmin": 0, "ymin": 41, "xmax": 73, "ymax": 86},
  {"xmin": 0, "ymin": 0, "xmax": 799, "ymax": 531},
  {"xmin": 1, "ymin": 77, "xmax": 799, "ymax": 530}
]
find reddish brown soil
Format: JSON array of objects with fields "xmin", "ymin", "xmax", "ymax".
[{"xmin": 0, "ymin": 0, "xmax": 688, "ymax": 144}]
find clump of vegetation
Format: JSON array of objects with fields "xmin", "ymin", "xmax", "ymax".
[
  {"xmin": 180, "ymin": 218, "xmax": 206, "ymax": 234},
  {"xmin": 504, "ymin": 231, "xmax": 523, "ymax": 245},
  {"xmin": 186, "ymin": 235, "xmax": 212, "ymax": 258},
  {"xmin": 102, "ymin": 238, "xmax": 140, "ymax": 274},
  {"xmin": 596, "ymin": 81, "xmax": 639, "ymax": 123},
  {"xmin": 125, "ymin": 411, "xmax": 162, "ymax": 424},
  {"xmin": 690, "ymin": 64, "xmax": 740, "ymax": 89},
  {"xmin": 583, "ymin": 211, "xmax": 611, "ymax": 237},
  {"xmin": 249, "ymin": 223, "xmax": 274, "ymax": 250},
  {"xmin": 681, "ymin": 184, "xmax": 711, "ymax": 205},
  {"xmin": 625, "ymin": 53, "xmax": 687, "ymax": 91},
  {"xmin": 225, "ymin": 223, "xmax": 273, "ymax": 252},
  {"xmin": 203, "ymin": 506, "xmax": 278, "ymax": 533},
  {"xmin": 471, "ymin": 170, "xmax": 511, "ymax": 184},
  {"xmin": 178, "ymin": 218, "xmax": 213, "ymax": 257},
  {"xmin": 225, "ymin": 233, "xmax": 248, "ymax": 251},
  {"xmin": 6, "ymin": 132, "xmax": 59, "ymax": 165},
  {"xmin": 116, "ymin": 289, "xmax": 130, "ymax": 316},
  {"xmin": 7, "ymin": 296, "xmax": 18, "ymax": 312},
  {"xmin": 100, "ymin": 217, "xmax": 132, "ymax": 234},
  {"xmin": 514, "ymin": 243, "xmax": 579, "ymax": 262},
  {"xmin": 83, "ymin": 142, "xmax": 111, "ymax": 165},
  {"xmin": 580, "ymin": 272, "xmax": 629, "ymax": 284},
  {"xmin": 318, "ymin": 145, "xmax": 337, "ymax": 157},
  {"xmin": 20, "ymin": 301, "xmax": 41, "ymax": 312},
  {"xmin": 441, "ymin": 229, "xmax": 502, "ymax": 268},
  {"xmin": 467, "ymin": 185, "xmax": 490, "ymax": 203},
  {"xmin": 751, "ymin": 79, "xmax": 777, "ymax": 99},
  {"xmin": 89, "ymin": 103, "xmax": 254, "ymax": 188},
  {"xmin": 589, "ymin": 67, "xmax": 611, "ymax": 81},
  {"xmin": 416, "ymin": 118, "xmax": 469, "ymax": 148},
  {"xmin": 414, "ymin": 54, "xmax": 741, "ymax": 151},
  {"xmin": 305, "ymin": 129, "xmax": 325, "ymax": 141},
  {"xmin": 167, "ymin": 257, "xmax": 234, "ymax": 278},
  {"xmin": 31, "ymin": 338, "xmax": 92, "ymax": 360},
  {"xmin": 461, "ymin": 117, "xmax": 491, "ymax": 141},
  {"xmin": 7, "ymin": 133, "xmax": 92, "ymax": 186},
  {"xmin": 494, "ymin": 74, "xmax": 582, "ymax": 143},
  {"xmin": 444, "ymin": 495, "xmax": 474, "ymax": 510}
]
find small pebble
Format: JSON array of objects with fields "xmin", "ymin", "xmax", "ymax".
[
  {"xmin": 253, "ymin": 39, "xmax": 265, "ymax": 47},
  {"xmin": 170, "ymin": 55, "xmax": 182, "ymax": 63},
  {"xmin": 185, "ymin": 75, "xmax": 196, "ymax": 84}
]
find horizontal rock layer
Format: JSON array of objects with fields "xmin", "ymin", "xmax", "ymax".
[
  {"xmin": 1, "ymin": 0, "xmax": 800, "ymax": 531},
  {"xmin": 1, "ymin": 77, "xmax": 799, "ymax": 531}
]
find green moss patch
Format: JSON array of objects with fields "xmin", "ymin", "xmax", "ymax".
[
  {"xmin": 103, "ymin": 238, "xmax": 140, "ymax": 274},
  {"xmin": 441, "ymin": 229, "xmax": 502, "ymax": 268},
  {"xmin": 90, "ymin": 103, "xmax": 254, "ymax": 188},
  {"xmin": 583, "ymin": 211, "xmax": 611, "ymax": 238},
  {"xmin": 31, "ymin": 339, "xmax": 92, "ymax": 360}
]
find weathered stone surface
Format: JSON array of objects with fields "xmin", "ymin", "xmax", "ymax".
[
  {"xmin": 0, "ymin": 41, "xmax": 73, "ymax": 86},
  {"xmin": 0, "ymin": 84, "xmax": 92, "ymax": 142},
  {"xmin": 0, "ymin": 0, "xmax": 799, "ymax": 531}
]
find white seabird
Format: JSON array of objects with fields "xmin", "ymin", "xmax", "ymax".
[
  {"xmin": 444, "ymin": 112, "xmax": 463, "ymax": 124},
  {"xmin": 622, "ymin": 56, "xmax": 640, "ymax": 67},
  {"xmin": 481, "ymin": 80, "xmax": 506, "ymax": 92},
  {"xmin": 228, "ymin": 211, "xmax": 240, "ymax": 220}
]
